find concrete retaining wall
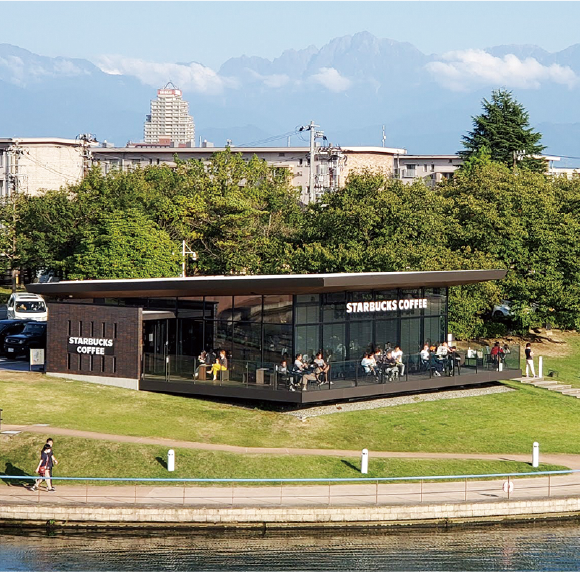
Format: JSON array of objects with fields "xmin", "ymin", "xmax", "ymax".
[{"xmin": 3, "ymin": 497, "xmax": 580, "ymax": 528}]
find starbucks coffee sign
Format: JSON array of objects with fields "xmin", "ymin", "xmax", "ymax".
[
  {"xmin": 67, "ymin": 336, "xmax": 115, "ymax": 355},
  {"xmin": 346, "ymin": 298, "xmax": 428, "ymax": 314}
]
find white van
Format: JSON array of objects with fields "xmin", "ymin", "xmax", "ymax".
[{"xmin": 6, "ymin": 293, "xmax": 48, "ymax": 321}]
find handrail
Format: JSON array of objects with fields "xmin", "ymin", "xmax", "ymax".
[{"xmin": 1, "ymin": 469, "xmax": 577, "ymax": 484}]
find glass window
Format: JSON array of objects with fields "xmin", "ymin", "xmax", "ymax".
[
  {"xmin": 296, "ymin": 304, "xmax": 319, "ymax": 324},
  {"xmin": 233, "ymin": 296, "xmax": 263, "ymax": 322},
  {"xmin": 399, "ymin": 289, "xmax": 423, "ymax": 317},
  {"xmin": 145, "ymin": 297, "xmax": 176, "ymax": 311},
  {"xmin": 232, "ymin": 322, "xmax": 262, "ymax": 363},
  {"xmin": 323, "ymin": 323, "xmax": 346, "ymax": 362},
  {"xmin": 322, "ymin": 292, "xmax": 346, "ymax": 322},
  {"xmin": 375, "ymin": 319, "xmax": 398, "ymax": 352},
  {"xmin": 263, "ymin": 324, "xmax": 293, "ymax": 365},
  {"xmin": 203, "ymin": 296, "xmax": 234, "ymax": 321},
  {"xmin": 424, "ymin": 316, "xmax": 446, "ymax": 348},
  {"xmin": 205, "ymin": 320, "xmax": 232, "ymax": 356},
  {"xmin": 295, "ymin": 325, "xmax": 320, "ymax": 363},
  {"xmin": 400, "ymin": 317, "xmax": 422, "ymax": 355},
  {"xmin": 176, "ymin": 318, "xmax": 203, "ymax": 357},
  {"xmin": 424, "ymin": 288, "xmax": 447, "ymax": 316},
  {"xmin": 263, "ymin": 295, "xmax": 292, "ymax": 324},
  {"xmin": 176, "ymin": 297, "xmax": 204, "ymax": 319},
  {"xmin": 348, "ymin": 321, "xmax": 373, "ymax": 360}
]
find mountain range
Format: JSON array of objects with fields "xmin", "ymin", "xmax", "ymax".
[{"xmin": 1, "ymin": 32, "xmax": 580, "ymax": 164}]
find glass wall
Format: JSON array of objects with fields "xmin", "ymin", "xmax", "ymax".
[{"xmin": 142, "ymin": 287, "xmax": 448, "ymax": 369}]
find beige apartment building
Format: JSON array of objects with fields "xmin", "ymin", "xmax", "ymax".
[
  {"xmin": 92, "ymin": 144, "xmax": 407, "ymax": 203},
  {"xmin": 0, "ymin": 138, "xmax": 86, "ymax": 198},
  {"xmin": 144, "ymin": 87, "xmax": 195, "ymax": 146}
]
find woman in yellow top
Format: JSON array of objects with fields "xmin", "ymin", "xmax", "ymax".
[{"xmin": 211, "ymin": 350, "xmax": 228, "ymax": 381}]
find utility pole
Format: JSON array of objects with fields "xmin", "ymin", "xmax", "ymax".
[
  {"xmin": 77, "ymin": 133, "xmax": 98, "ymax": 176},
  {"xmin": 298, "ymin": 121, "xmax": 325, "ymax": 203},
  {"xmin": 382, "ymin": 125, "xmax": 386, "ymax": 148},
  {"xmin": 7, "ymin": 144, "xmax": 24, "ymax": 292}
]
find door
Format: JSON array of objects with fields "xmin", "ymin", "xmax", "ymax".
[{"xmin": 143, "ymin": 319, "xmax": 169, "ymax": 381}]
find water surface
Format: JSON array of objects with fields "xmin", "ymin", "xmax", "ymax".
[{"xmin": 1, "ymin": 521, "xmax": 579, "ymax": 571}]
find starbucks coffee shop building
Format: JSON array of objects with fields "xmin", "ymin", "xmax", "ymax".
[{"xmin": 28, "ymin": 270, "xmax": 520, "ymax": 404}]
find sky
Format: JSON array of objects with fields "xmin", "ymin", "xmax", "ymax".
[{"xmin": 2, "ymin": 1, "xmax": 580, "ymax": 70}]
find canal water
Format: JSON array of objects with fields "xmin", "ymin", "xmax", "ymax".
[{"xmin": 1, "ymin": 521, "xmax": 579, "ymax": 571}]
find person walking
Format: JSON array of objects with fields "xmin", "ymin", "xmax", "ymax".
[
  {"xmin": 31, "ymin": 443, "xmax": 58, "ymax": 492},
  {"xmin": 525, "ymin": 342, "xmax": 536, "ymax": 378}
]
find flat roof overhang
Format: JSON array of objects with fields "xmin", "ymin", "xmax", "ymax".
[{"xmin": 27, "ymin": 270, "xmax": 507, "ymax": 299}]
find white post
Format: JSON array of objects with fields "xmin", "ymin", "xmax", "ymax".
[
  {"xmin": 361, "ymin": 449, "xmax": 369, "ymax": 474},
  {"xmin": 538, "ymin": 356, "xmax": 543, "ymax": 379},
  {"xmin": 182, "ymin": 240, "xmax": 186, "ymax": 278},
  {"xmin": 168, "ymin": 449, "xmax": 175, "ymax": 472},
  {"xmin": 532, "ymin": 442, "xmax": 539, "ymax": 468}
]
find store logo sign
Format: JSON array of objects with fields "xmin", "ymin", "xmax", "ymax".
[
  {"xmin": 346, "ymin": 298, "xmax": 428, "ymax": 314},
  {"xmin": 67, "ymin": 337, "xmax": 115, "ymax": 355}
]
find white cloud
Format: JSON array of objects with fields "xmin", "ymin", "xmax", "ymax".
[
  {"xmin": 426, "ymin": 49, "xmax": 578, "ymax": 91},
  {"xmin": 309, "ymin": 67, "xmax": 351, "ymax": 92},
  {"xmin": 96, "ymin": 55, "xmax": 233, "ymax": 95},
  {"xmin": 0, "ymin": 55, "xmax": 88, "ymax": 86},
  {"xmin": 245, "ymin": 69, "xmax": 290, "ymax": 89}
]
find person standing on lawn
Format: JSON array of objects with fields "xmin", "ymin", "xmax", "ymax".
[{"xmin": 525, "ymin": 342, "xmax": 536, "ymax": 378}]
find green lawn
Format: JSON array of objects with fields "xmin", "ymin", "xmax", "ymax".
[
  {"xmin": 1, "ymin": 371, "xmax": 580, "ymax": 457},
  {"xmin": 0, "ymin": 434, "xmax": 565, "ymax": 483},
  {"xmin": 542, "ymin": 334, "xmax": 580, "ymax": 388}
]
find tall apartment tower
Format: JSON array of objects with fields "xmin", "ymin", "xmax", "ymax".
[{"xmin": 144, "ymin": 85, "xmax": 195, "ymax": 146}]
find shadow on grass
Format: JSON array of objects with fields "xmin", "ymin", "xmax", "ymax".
[
  {"xmin": 341, "ymin": 459, "xmax": 361, "ymax": 473},
  {"xmin": 155, "ymin": 457, "xmax": 168, "ymax": 469},
  {"xmin": 1, "ymin": 462, "xmax": 33, "ymax": 487}
]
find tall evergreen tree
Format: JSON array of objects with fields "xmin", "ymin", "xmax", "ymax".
[{"xmin": 459, "ymin": 89, "xmax": 546, "ymax": 173}]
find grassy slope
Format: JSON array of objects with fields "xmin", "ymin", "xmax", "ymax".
[
  {"xmin": 1, "ymin": 372, "xmax": 579, "ymax": 455},
  {"xmin": 0, "ymin": 435, "xmax": 564, "ymax": 482}
]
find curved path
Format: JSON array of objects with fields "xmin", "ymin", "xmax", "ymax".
[{"xmin": 5, "ymin": 423, "xmax": 580, "ymax": 470}]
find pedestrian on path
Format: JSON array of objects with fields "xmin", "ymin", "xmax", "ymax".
[
  {"xmin": 525, "ymin": 342, "xmax": 536, "ymax": 378},
  {"xmin": 30, "ymin": 443, "xmax": 58, "ymax": 492}
]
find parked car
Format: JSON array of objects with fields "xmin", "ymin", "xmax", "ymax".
[
  {"xmin": 6, "ymin": 293, "xmax": 47, "ymax": 321},
  {"xmin": 492, "ymin": 300, "xmax": 512, "ymax": 318},
  {"xmin": 4, "ymin": 321, "xmax": 47, "ymax": 359},
  {"xmin": 0, "ymin": 320, "xmax": 27, "ymax": 356}
]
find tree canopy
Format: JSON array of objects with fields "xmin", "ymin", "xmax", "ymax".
[
  {"xmin": 6, "ymin": 148, "xmax": 580, "ymax": 338},
  {"xmin": 459, "ymin": 89, "xmax": 546, "ymax": 173}
]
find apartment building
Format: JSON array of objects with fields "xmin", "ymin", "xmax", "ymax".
[
  {"xmin": 144, "ymin": 86, "xmax": 195, "ymax": 146},
  {"xmin": 0, "ymin": 138, "xmax": 85, "ymax": 198},
  {"xmin": 92, "ymin": 145, "xmax": 407, "ymax": 203}
]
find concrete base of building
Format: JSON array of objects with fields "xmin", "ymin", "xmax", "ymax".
[
  {"xmin": 46, "ymin": 372, "xmax": 139, "ymax": 391},
  {"xmin": 3, "ymin": 497, "xmax": 580, "ymax": 530}
]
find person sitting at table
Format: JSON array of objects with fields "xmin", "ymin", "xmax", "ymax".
[
  {"xmin": 436, "ymin": 341, "xmax": 449, "ymax": 357},
  {"xmin": 194, "ymin": 350, "xmax": 208, "ymax": 379},
  {"xmin": 361, "ymin": 353, "xmax": 376, "ymax": 376},
  {"xmin": 294, "ymin": 353, "xmax": 317, "ymax": 391},
  {"xmin": 392, "ymin": 345, "xmax": 405, "ymax": 376},
  {"xmin": 490, "ymin": 341, "xmax": 505, "ymax": 367},
  {"xmin": 211, "ymin": 350, "xmax": 228, "ymax": 381},
  {"xmin": 313, "ymin": 351, "xmax": 331, "ymax": 384},
  {"xmin": 420, "ymin": 344, "xmax": 431, "ymax": 371},
  {"xmin": 381, "ymin": 351, "xmax": 398, "ymax": 381}
]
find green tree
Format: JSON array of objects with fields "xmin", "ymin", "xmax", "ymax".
[
  {"xmin": 460, "ymin": 89, "xmax": 546, "ymax": 173},
  {"xmin": 65, "ymin": 209, "xmax": 182, "ymax": 280}
]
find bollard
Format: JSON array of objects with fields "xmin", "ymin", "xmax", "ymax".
[
  {"xmin": 168, "ymin": 449, "xmax": 175, "ymax": 472},
  {"xmin": 532, "ymin": 442, "xmax": 539, "ymax": 468},
  {"xmin": 538, "ymin": 356, "xmax": 543, "ymax": 379},
  {"xmin": 361, "ymin": 448, "xmax": 369, "ymax": 474}
]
